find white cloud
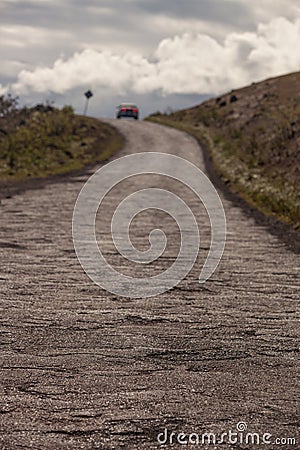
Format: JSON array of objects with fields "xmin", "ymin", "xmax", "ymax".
[
  {"xmin": 10, "ymin": 17, "xmax": 300, "ymax": 98},
  {"xmin": 0, "ymin": 85, "xmax": 7, "ymax": 96},
  {"xmin": 12, "ymin": 49, "xmax": 155, "ymax": 95}
]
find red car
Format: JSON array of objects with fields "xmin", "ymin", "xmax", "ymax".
[{"xmin": 116, "ymin": 103, "xmax": 139, "ymax": 120}]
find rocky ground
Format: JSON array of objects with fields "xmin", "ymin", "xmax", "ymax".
[{"xmin": 152, "ymin": 71, "xmax": 300, "ymax": 229}]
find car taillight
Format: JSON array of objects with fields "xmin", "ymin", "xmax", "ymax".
[
  {"xmin": 121, "ymin": 108, "xmax": 126, "ymax": 112},
  {"xmin": 133, "ymin": 109, "xmax": 138, "ymax": 113}
]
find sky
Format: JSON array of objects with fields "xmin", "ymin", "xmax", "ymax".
[{"xmin": 1, "ymin": 0, "xmax": 300, "ymax": 118}]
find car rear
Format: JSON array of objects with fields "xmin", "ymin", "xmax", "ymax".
[{"xmin": 116, "ymin": 103, "xmax": 139, "ymax": 120}]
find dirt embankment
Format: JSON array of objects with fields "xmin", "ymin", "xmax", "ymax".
[{"xmin": 147, "ymin": 71, "xmax": 300, "ymax": 230}]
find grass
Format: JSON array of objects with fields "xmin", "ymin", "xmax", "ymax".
[
  {"xmin": 146, "ymin": 72, "xmax": 300, "ymax": 230},
  {"xmin": 0, "ymin": 97, "xmax": 123, "ymax": 180}
]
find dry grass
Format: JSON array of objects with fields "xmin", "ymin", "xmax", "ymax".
[{"xmin": 0, "ymin": 99, "xmax": 123, "ymax": 180}]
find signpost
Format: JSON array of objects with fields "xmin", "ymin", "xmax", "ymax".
[{"xmin": 83, "ymin": 90, "xmax": 93, "ymax": 116}]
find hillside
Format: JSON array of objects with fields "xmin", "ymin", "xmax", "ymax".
[
  {"xmin": 148, "ymin": 72, "xmax": 300, "ymax": 230},
  {"xmin": 0, "ymin": 97, "xmax": 122, "ymax": 181}
]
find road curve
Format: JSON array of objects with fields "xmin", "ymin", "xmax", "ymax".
[{"xmin": 0, "ymin": 119, "xmax": 299, "ymax": 449}]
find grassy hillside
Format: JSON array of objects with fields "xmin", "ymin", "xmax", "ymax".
[
  {"xmin": 0, "ymin": 96, "xmax": 123, "ymax": 180},
  {"xmin": 147, "ymin": 72, "xmax": 300, "ymax": 230}
]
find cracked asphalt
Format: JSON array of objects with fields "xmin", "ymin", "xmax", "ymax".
[{"xmin": 0, "ymin": 120, "xmax": 299, "ymax": 449}]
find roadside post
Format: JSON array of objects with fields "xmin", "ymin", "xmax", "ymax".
[{"xmin": 83, "ymin": 90, "xmax": 93, "ymax": 116}]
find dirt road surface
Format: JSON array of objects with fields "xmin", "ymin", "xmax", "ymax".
[{"xmin": 0, "ymin": 120, "xmax": 299, "ymax": 449}]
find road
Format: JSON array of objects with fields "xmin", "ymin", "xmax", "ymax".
[{"xmin": 0, "ymin": 120, "xmax": 299, "ymax": 449}]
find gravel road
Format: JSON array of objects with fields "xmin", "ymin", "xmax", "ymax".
[{"xmin": 0, "ymin": 120, "xmax": 299, "ymax": 449}]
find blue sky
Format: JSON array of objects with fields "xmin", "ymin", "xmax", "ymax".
[{"xmin": 1, "ymin": 0, "xmax": 300, "ymax": 117}]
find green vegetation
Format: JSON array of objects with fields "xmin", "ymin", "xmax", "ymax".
[
  {"xmin": 146, "ymin": 72, "xmax": 300, "ymax": 230},
  {"xmin": 0, "ymin": 95, "xmax": 123, "ymax": 180}
]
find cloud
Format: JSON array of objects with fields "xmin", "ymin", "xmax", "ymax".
[
  {"xmin": 135, "ymin": 0, "xmax": 253, "ymax": 28},
  {"xmin": 1, "ymin": 0, "xmax": 298, "ymax": 82},
  {"xmin": 238, "ymin": 0, "xmax": 300, "ymax": 23},
  {"xmin": 12, "ymin": 49, "xmax": 155, "ymax": 95},
  {"xmin": 10, "ymin": 17, "xmax": 300, "ymax": 98},
  {"xmin": 0, "ymin": 85, "xmax": 7, "ymax": 96}
]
